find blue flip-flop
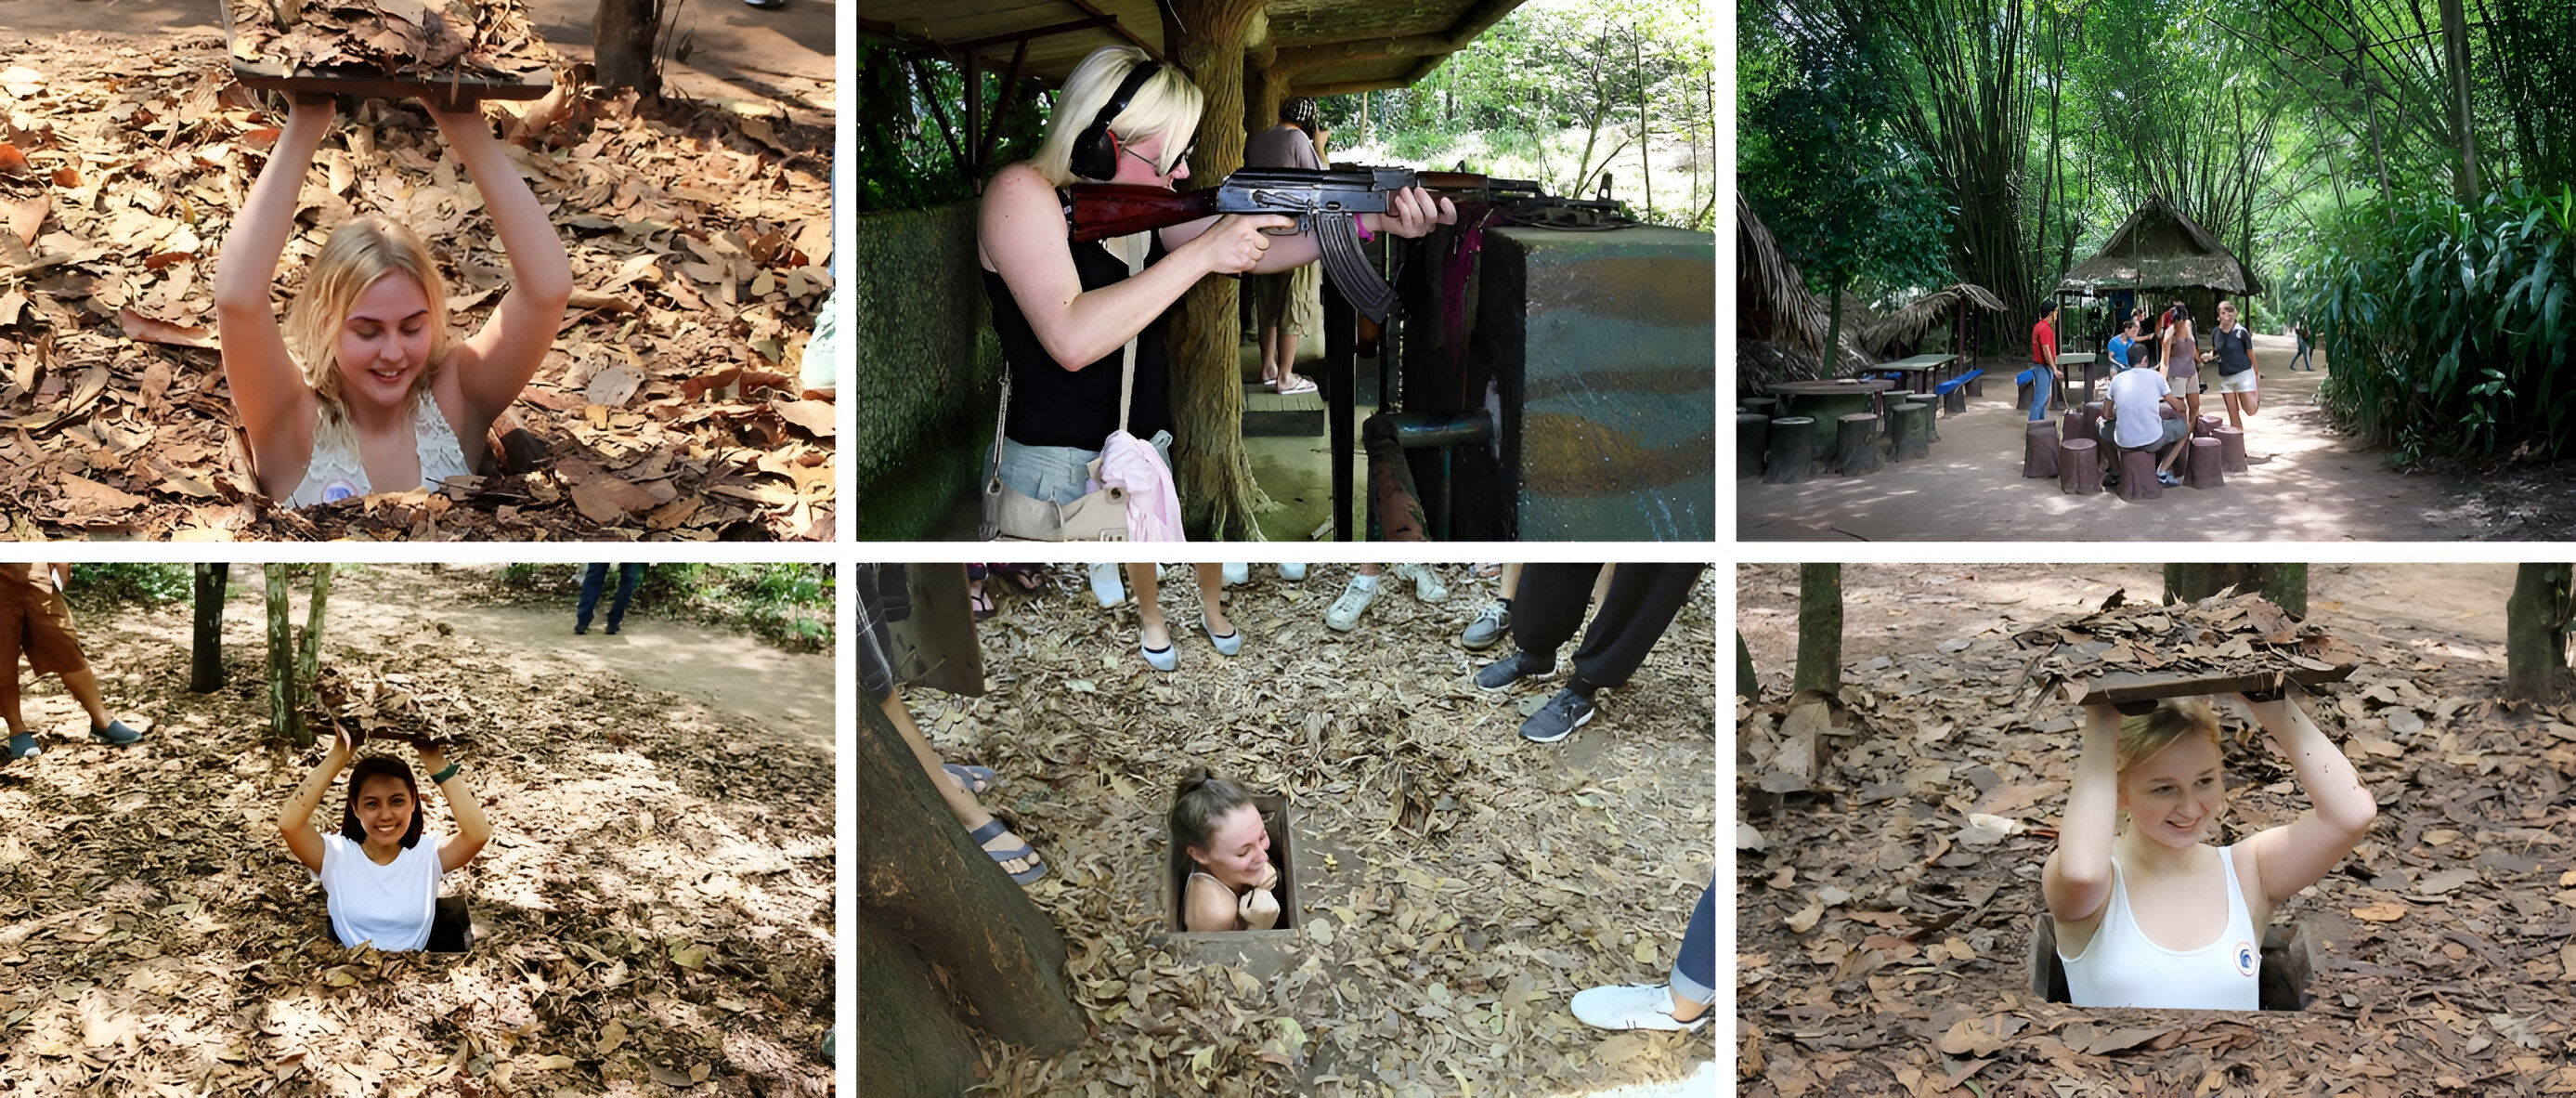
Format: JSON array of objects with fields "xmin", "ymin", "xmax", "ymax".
[
  {"xmin": 943, "ymin": 764, "xmax": 998, "ymax": 794},
  {"xmin": 967, "ymin": 818, "xmax": 1047, "ymax": 884}
]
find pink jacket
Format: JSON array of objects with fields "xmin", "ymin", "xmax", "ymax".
[{"xmin": 1092, "ymin": 432, "xmax": 1184, "ymax": 541}]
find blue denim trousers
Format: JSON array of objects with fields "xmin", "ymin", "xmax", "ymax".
[
  {"xmin": 1670, "ymin": 878, "xmax": 1715, "ymax": 1005},
  {"xmin": 578, "ymin": 563, "xmax": 644, "ymax": 632}
]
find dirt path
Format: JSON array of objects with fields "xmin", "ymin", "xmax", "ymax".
[{"xmin": 1738, "ymin": 334, "xmax": 2475, "ymax": 541}]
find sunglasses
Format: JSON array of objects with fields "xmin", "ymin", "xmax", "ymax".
[{"xmin": 1120, "ymin": 134, "xmax": 1195, "ymax": 176}]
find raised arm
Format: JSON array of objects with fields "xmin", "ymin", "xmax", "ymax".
[
  {"xmin": 416, "ymin": 743, "xmax": 492, "ymax": 873},
  {"xmin": 215, "ymin": 95, "xmax": 335, "ymax": 480},
  {"xmin": 2236, "ymin": 689, "xmax": 2376, "ymax": 904},
  {"xmin": 2042, "ymin": 703, "xmax": 2123, "ymax": 924},
  {"xmin": 980, "ymin": 162, "xmax": 1287, "ymax": 370},
  {"xmin": 278, "ymin": 728, "xmax": 354, "ymax": 873},
  {"xmin": 428, "ymin": 104, "xmax": 573, "ymax": 427}
]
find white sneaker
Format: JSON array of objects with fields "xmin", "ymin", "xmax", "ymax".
[
  {"xmin": 1222, "ymin": 563, "xmax": 1250, "ymax": 586},
  {"xmin": 1569, "ymin": 984, "xmax": 1708, "ymax": 1032},
  {"xmin": 1324, "ymin": 576, "xmax": 1378, "ymax": 632},
  {"xmin": 1087, "ymin": 563, "xmax": 1125, "ymax": 608},
  {"xmin": 1278, "ymin": 563, "xmax": 1308, "ymax": 582},
  {"xmin": 1390, "ymin": 562, "xmax": 1449, "ymax": 603}
]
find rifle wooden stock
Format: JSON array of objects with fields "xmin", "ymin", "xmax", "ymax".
[{"xmin": 1061, "ymin": 184, "xmax": 1221, "ymax": 243}]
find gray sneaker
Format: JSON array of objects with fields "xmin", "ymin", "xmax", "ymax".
[
  {"xmin": 1519, "ymin": 689, "xmax": 1597, "ymax": 744},
  {"xmin": 1325, "ymin": 577, "xmax": 1378, "ymax": 632},
  {"xmin": 1475, "ymin": 651, "xmax": 1554, "ymax": 690},
  {"xmin": 1462, "ymin": 600, "xmax": 1511, "ymax": 649}
]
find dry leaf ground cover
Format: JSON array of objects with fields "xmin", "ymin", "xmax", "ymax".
[
  {"xmin": 0, "ymin": 30, "xmax": 834, "ymax": 540},
  {"xmin": 0, "ymin": 565, "xmax": 834, "ymax": 1094},
  {"xmin": 1735, "ymin": 564, "xmax": 2576, "ymax": 1097},
  {"xmin": 900, "ymin": 564, "xmax": 1720, "ymax": 1096}
]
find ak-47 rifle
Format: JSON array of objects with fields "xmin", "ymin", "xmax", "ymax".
[{"xmin": 1060, "ymin": 166, "xmax": 1528, "ymax": 321}]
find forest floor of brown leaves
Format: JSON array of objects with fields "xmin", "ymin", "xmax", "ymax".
[
  {"xmin": 0, "ymin": 565, "xmax": 834, "ymax": 1095},
  {"xmin": 0, "ymin": 30, "xmax": 834, "ymax": 541},
  {"xmin": 901, "ymin": 563, "xmax": 1718, "ymax": 1097},
  {"xmin": 1736, "ymin": 563, "xmax": 2576, "ymax": 1097}
]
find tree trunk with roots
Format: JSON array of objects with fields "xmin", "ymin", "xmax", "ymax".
[
  {"xmin": 1165, "ymin": 0, "xmax": 1275, "ymax": 540},
  {"xmin": 2504, "ymin": 564, "xmax": 2575, "ymax": 702},
  {"xmin": 592, "ymin": 0, "xmax": 663, "ymax": 99},
  {"xmin": 264, "ymin": 565, "xmax": 304, "ymax": 746}
]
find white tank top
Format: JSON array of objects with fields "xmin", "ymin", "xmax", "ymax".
[
  {"xmin": 2059, "ymin": 843, "xmax": 2260, "ymax": 1010},
  {"xmin": 315, "ymin": 831, "xmax": 444, "ymax": 952},
  {"xmin": 287, "ymin": 393, "xmax": 475, "ymax": 508}
]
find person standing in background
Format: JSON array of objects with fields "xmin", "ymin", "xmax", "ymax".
[
  {"xmin": 1243, "ymin": 97, "xmax": 1328, "ymax": 398},
  {"xmin": 577, "ymin": 564, "xmax": 645, "ymax": 635},
  {"xmin": 3, "ymin": 563, "xmax": 147, "ymax": 764}
]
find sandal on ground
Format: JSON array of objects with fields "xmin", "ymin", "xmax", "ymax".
[
  {"xmin": 967, "ymin": 818, "xmax": 1048, "ymax": 884},
  {"xmin": 969, "ymin": 588, "xmax": 996, "ymax": 620},
  {"xmin": 1274, "ymin": 374, "xmax": 1319, "ymax": 396},
  {"xmin": 90, "ymin": 720, "xmax": 143, "ymax": 745},
  {"xmin": 943, "ymin": 764, "xmax": 998, "ymax": 795}
]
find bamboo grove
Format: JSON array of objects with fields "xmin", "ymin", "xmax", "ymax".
[{"xmin": 1742, "ymin": 0, "xmax": 2576, "ymax": 464}]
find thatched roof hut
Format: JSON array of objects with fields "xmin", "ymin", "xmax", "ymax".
[
  {"xmin": 1857, "ymin": 282, "xmax": 2008, "ymax": 359},
  {"xmin": 2057, "ymin": 196, "xmax": 2264, "ymax": 296},
  {"xmin": 1737, "ymin": 191, "xmax": 1871, "ymax": 388}
]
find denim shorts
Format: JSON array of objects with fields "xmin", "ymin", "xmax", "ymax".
[{"xmin": 995, "ymin": 430, "xmax": 1175, "ymax": 504}]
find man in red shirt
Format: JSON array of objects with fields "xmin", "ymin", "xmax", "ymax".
[{"xmin": 2027, "ymin": 300, "xmax": 2062, "ymax": 422}]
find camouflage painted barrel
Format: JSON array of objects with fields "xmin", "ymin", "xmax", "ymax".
[{"xmin": 1472, "ymin": 225, "xmax": 1713, "ymax": 541}]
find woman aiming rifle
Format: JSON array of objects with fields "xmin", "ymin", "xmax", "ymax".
[{"xmin": 975, "ymin": 46, "xmax": 1453, "ymax": 524}]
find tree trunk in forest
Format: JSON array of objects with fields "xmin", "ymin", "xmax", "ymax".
[
  {"xmin": 2504, "ymin": 564, "xmax": 2575, "ymax": 702},
  {"xmin": 2163, "ymin": 564, "xmax": 2305, "ymax": 617},
  {"xmin": 1737, "ymin": 631, "xmax": 1758, "ymax": 701},
  {"xmin": 1823, "ymin": 280, "xmax": 1846, "ymax": 376},
  {"xmin": 1165, "ymin": 0, "xmax": 1275, "ymax": 539},
  {"xmin": 857, "ymin": 914, "xmax": 982, "ymax": 1098},
  {"xmin": 296, "ymin": 565, "xmax": 333, "ymax": 696},
  {"xmin": 190, "ymin": 564, "xmax": 228, "ymax": 694},
  {"xmin": 263, "ymin": 565, "xmax": 305, "ymax": 747},
  {"xmin": 859, "ymin": 694, "xmax": 1086, "ymax": 1053},
  {"xmin": 592, "ymin": 0, "xmax": 663, "ymax": 99},
  {"xmin": 1793, "ymin": 564, "xmax": 1842, "ymax": 699},
  {"xmin": 2439, "ymin": 0, "xmax": 2479, "ymax": 205},
  {"xmin": 1634, "ymin": 37, "xmax": 1652, "ymax": 222}
]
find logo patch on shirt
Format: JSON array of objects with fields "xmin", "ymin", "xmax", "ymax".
[{"xmin": 2233, "ymin": 941, "xmax": 2258, "ymax": 978}]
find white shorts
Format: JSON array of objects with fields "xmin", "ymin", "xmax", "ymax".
[{"xmin": 2215, "ymin": 369, "xmax": 2258, "ymax": 394}]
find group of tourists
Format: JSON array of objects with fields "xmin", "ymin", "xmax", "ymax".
[{"xmin": 2036, "ymin": 294, "xmax": 2274, "ymax": 490}]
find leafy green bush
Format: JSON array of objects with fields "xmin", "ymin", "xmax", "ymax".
[
  {"xmin": 490, "ymin": 564, "xmax": 833, "ymax": 651},
  {"xmin": 70, "ymin": 564, "xmax": 190, "ymax": 604},
  {"xmin": 2292, "ymin": 182, "xmax": 2576, "ymax": 466}
]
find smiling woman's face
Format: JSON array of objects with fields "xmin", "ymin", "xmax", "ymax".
[
  {"xmin": 1189, "ymin": 804, "xmax": 1271, "ymax": 888},
  {"xmin": 334, "ymin": 272, "xmax": 435, "ymax": 412},
  {"xmin": 354, "ymin": 773, "xmax": 415, "ymax": 847},
  {"xmin": 2118, "ymin": 733, "xmax": 2225, "ymax": 850}
]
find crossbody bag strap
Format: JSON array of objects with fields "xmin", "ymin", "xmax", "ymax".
[
  {"xmin": 987, "ymin": 369, "xmax": 1012, "ymax": 486},
  {"xmin": 1114, "ymin": 234, "xmax": 1147, "ymax": 433}
]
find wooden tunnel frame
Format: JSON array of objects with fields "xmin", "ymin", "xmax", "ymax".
[{"xmin": 1159, "ymin": 793, "xmax": 1303, "ymax": 949}]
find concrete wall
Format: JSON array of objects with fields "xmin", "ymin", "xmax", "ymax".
[{"xmin": 852, "ymin": 201, "xmax": 1002, "ymax": 541}]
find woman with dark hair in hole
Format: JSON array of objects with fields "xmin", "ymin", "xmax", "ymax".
[{"xmin": 278, "ymin": 727, "xmax": 493, "ymax": 951}]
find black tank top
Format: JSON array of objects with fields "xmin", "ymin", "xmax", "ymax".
[
  {"xmin": 982, "ymin": 235, "xmax": 1174, "ymax": 449},
  {"xmin": 2212, "ymin": 324, "xmax": 2255, "ymax": 375}
]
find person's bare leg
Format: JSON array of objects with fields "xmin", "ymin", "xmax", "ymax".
[
  {"xmin": 879, "ymin": 690, "xmax": 1034, "ymax": 876},
  {"xmin": 1130, "ymin": 563, "xmax": 1171, "ymax": 651},
  {"xmin": 1360, "ymin": 563, "xmax": 1384, "ymax": 579},
  {"xmin": 2185, "ymin": 389, "xmax": 2202, "ymax": 425},
  {"xmin": 2222, "ymin": 391, "xmax": 2244, "ymax": 429},
  {"xmin": 1259, "ymin": 322, "xmax": 1281, "ymax": 384},
  {"xmin": 1668, "ymin": 987, "xmax": 1711, "ymax": 1022},
  {"xmin": 1591, "ymin": 563, "xmax": 1618, "ymax": 608},
  {"xmin": 2, "ymin": 672, "xmax": 26, "ymax": 739},
  {"xmin": 54, "ymin": 666, "xmax": 111, "ymax": 728},
  {"xmin": 1277, "ymin": 332, "xmax": 1303, "ymax": 389},
  {"xmin": 1500, "ymin": 562, "xmax": 1523, "ymax": 600},
  {"xmin": 1192, "ymin": 564, "xmax": 1232, "ymax": 636},
  {"xmin": 2158, "ymin": 438, "xmax": 2188, "ymax": 476}
]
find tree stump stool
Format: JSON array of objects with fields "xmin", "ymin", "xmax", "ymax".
[
  {"xmin": 1741, "ymin": 397, "xmax": 1778, "ymax": 418},
  {"xmin": 1834, "ymin": 412, "xmax": 1882, "ymax": 476},
  {"xmin": 1763, "ymin": 417, "xmax": 1817, "ymax": 484},
  {"xmin": 1908, "ymin": 398, "xmax": 1941, "ymax": 441},
  {"xmin": 1967, "ymin": 370, "xmax": 1985, "ymax": 398},
  {"xmin": 1888, "ymin": 403, "xmax": 1932, "ymax": 461},
  {"xmin": 2194, "ymin": 414, "xmax": 2221, "ymax": 438},
  {"xmin": 1943, "ymin": 386, "xmax": 1968, "ymax": 415},
  {"xmin": 2214, "ymin": 425, "xmax": 2247, "ymax": 472},
  {"xmin": 2062, "ymin": 407, "xmax": 2094, "ymax": 444},
  {"xmin": 2116, "ymin": 446, "xmax": 2163, "ymax": 501},
  {"xmin": 2082, "ymin": 401, "xmax": 2105, "ymax": 439},
  {"xmin": 2187, "ymin": 437, "xmax": 2224, "ymax": 489},
  {"xmin": 1736, "ymin": 412, "xmax": 1768, "ymax": 479},
  {"xmin": 2059, "ymin": 438, "xmax": 2101, "ymax": 494},
  {"xmin": 2023, "ymin": 421, "xmax": 2061, "ymax": 478}
]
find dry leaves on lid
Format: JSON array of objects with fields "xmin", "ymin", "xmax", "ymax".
[{"xmin": 228, "ymin": 0, "xmax": 548, "ymax": 80}]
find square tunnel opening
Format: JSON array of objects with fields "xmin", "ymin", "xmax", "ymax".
[{"xmin": 2029, "ymin": 914, "xmax": 2317, "ymax": 1011}]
